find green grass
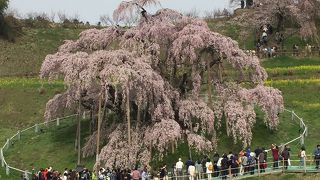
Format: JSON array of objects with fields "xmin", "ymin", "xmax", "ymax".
[
  {"xmin": 0, "ymin": 27, "xmax": 83, "ymax": 76},
  {"xmin": 0, "ymin": 77, "xmax": 94, "ymax": 179},
  {"xmin": 262, "ymin": 56, "xmax": 320, "ymax": 69},
  {"xmin": 247, "ymin": 173, "xmax": 320, "ymax": 180},
  {"xmin": 4, "ymin": 117, "xmax": 94, "ymax": 174},
  {"xmin": 0, "ymin": 78, "xmax": 64, "ymax": 143}
]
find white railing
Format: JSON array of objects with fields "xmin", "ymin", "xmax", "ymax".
[
  {"xmin": 0, "ymin": 113, "xmax": 82, "ymax": 178},
  {"xmin": 281, "ymin": 109, "xmax": 307, "ymax": 148},
  {"xmin": 0, "ymin": 108, "xmax": 308, "ymax": 178}
]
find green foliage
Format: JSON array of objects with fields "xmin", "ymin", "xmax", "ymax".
[
  {"xmin": 0, "ymin": 0, "xmax": 22, "ymax": 42},
  {"xmin": 0, "ymin": 0, "xmax": 8, "ymax": 15}
]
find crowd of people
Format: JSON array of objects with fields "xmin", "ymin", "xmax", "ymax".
[
  {"xmin": 24, "ymin": 144, "xmax": 320, "ymax": 180},
  {"xmin": 163, "ymin": 144, "xmax": 320, "ymax": 180},
  {"xmin": 28, "ymin": 166, "xmax": 92, "ymax": 180}
]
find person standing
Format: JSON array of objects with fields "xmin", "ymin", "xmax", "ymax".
[
  {"xmin": 299, "ymin": 147, "xmax": 306, "ymax": 168},
  {"xmin": 212, "ymin": 153, "xmax": 220, "ymax": 177},
  {"xmin": 241, "ymin": 153, "xmax": 248, "ymax": 175},
  {"xmin": 241, "ymin": 0, "xmax": 245, "ymax": 8},
  {"xmin": 176, "ymin": 158, "xmax": 184, "ymax": 180},
  {"xmin": 314, "ymin": 145, "xmax": 320, "ymax": 169},
  {"xmin": 258, "ymin": 151, "xmax": 265, "ymax": 173},
  {"xmin": 221, "ymin": 154, "xmax": 228, "ymax": 180},
  {"xmin": 281, "ymin": 146, "xmax": 290, "ymax": 170},
  {"xmin": 188, "ymin": 162, "xmax": 196, "ymax": 180},
  {"xmin": 205, "ymin": 159, "xmax": 213, "ymax": 180},
  {"xmin": 159, "ymin": 164, "xmax": 167, "ymax": 180},
  {"xmin": 271, "ymin": 144, "xmax": 279, "ymax": 169},
  {"xmin": 141, "ymin": 167, "xmax": 148, "ymax": 180},
  {"xmin": 131, "ymin": 166, "xmax": 140, "ymax": 180},
  {"xmin": 195, "ymin": 160, "xmax": 202, "ymax": 180}
]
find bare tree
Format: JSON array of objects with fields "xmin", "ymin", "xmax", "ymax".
[
  {"xmin": 100, "ymin": 14, "xmax": 115, "ymax": 26},
  {"xmin": 57, "ymin": 11, "xmax": 68, "ymax": 23},
  {"xmin": 184, "ymin": 8, "xmax": 199, "ymax": 18},
  {"xmin": 204, "ymin": 10, "xmax": 216, "ymax": 20}
]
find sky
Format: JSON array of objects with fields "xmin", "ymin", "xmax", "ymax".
[{"xmin": 9, "ymin": 0, "xmax": 232, "ymax": 24}]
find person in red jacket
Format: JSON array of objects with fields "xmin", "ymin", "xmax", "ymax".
[
  {"xmin": 271, "ymin": 144, "xmax": 279, "ymax": 169},
  {"xmin": 131, "ymin": 166, "xmax": 140, "ymax": 180}
]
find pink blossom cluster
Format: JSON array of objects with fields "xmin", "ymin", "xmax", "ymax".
[
  {"xmin": 178, "ymin": 99, "xmax": 215, "ymax": 132},
  {"xmin": 187, "ymin": 133, "xmax": 214, "ymax": 152},
  {"xmin": 233, "ymin": 0, "xmax": 319, "ymax": 40}
]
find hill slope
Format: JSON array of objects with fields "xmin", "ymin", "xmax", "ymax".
[{"xmin": 0, "ymin": 27, "xmax": 83, "ymax": 76}]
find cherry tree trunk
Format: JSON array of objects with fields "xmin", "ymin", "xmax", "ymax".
[
  {"xmin": 77, "ymin": 97, "xmax": 81, "ymax": 165},
  {"xmin": 126, "ymin": 85, "xmax": 131, "ymax": 147},
  {"xmin": 206, "ymin": 54, "xmax": 213, "ymax": 108},
  {"xmin": 96, "ymin": 93, "xmax": 103, "ymax": 178},
  {"xmin": 136, "ymin": 104, "xmax": 141, "ymax": 129}
]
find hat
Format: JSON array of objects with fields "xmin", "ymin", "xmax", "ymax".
[{"xmin": 178, "ymin": 158, "xmax": 181, "ymax": 161}]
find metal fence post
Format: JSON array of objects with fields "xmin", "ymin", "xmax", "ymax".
[
  {"xmin": 18, "ymin": 130, "xmax": 21, "ymax": 140},
  {"xmin": 300, "ymin": 134, "xmax": 304, "ymax": 146},
  {"xmin": 57, "ymin": 118, "xmax": 60, "ymax": 126},
  {"xmin": 6, "ymin": 164, "xmax": 9, "ymax": 175},
  {"xmin": 1, "ymin": 148, "xmax": 4, "ymax": 167},
  {"xmin": 5, "ymin": 139, "xmax": 10, "ymax": 150},
  {"xmin": 305, "ymin": 126, "xmax": 308, "ymax": 137},
  {"xmin": 35, "ymin": 124, "xmax": 39, "ymax": 133},
  {"xmin": 303, "ymin": 156, "xmax": 306, "ymax": 173}
]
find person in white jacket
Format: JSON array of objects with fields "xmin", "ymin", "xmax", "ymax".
[
  {"xmin": 205, "ymin": 159, "xmax": 213, "ymax": 180},
  {"xmin": 188, "ymin": 162, "xmax": 195, "ymax": 180}
]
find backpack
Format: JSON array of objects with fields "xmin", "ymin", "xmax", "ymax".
[
  {"xmin": 208, "ymin": 163, "xmax": 213, "ymax": 171},
  {"xmin": 298, "ymin": 150, "xmax": 302, "ymax": 158}
]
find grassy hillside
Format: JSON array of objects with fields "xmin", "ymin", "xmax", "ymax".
[
  {"xmin": 0, "ymin": 78, "xmax": 94, "ymax": 179},
  {"xmin": 0, "ymin": 27, "xmax": 83, "ymax": 76}
]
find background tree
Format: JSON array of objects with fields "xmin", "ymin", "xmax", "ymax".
[
  {"xmin": 40, "ymin": 0, "xmax": 284, "ymax": 168},
  {"xmin": 230, "ymin": 0, "xmax": 320, "ymax": 41},
  {"xmin": 0, "ymin": 0, "xmax": 9, "ymax": 36},
  {"xmin": 0, "ymin": 0, "xmax": 22, "ymax": 41}
]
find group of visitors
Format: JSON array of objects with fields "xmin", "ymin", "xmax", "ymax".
[
  {"xmin": 254, "ymin": 24, "xmax": 280, "ymax": 58},
  {"xmin": 23, "ymin": 144, "xmax": 320, "ymax": 180},
  {"xmin": 172, "ymin": 147, "xmax": 267, "ymax": 180},
  {"xmin": 170, "ymin": 144, "xmax": 320, "ymax": 179},
  {"xmin": 29, "ymin": 166, "xmax": 91, "ymax": 180},
  {"xmin": 95, "ymin": 166, "xmax": 148, "ymax": 180},
  {"xmin": 292, "ymin": 44, "xmax": 320, "ymax": 57}
]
